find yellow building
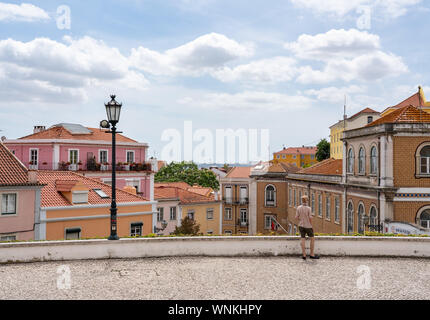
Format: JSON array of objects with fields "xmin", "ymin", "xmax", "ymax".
[
  {"xmin": 381, "ymin": 86, "xmax": 430, "ymax": 117},
  {"xmin": 329, "ymin": 108, "xmax": 380, "ymax": 159},
  {"xmin": 273, "ymin": 147, "xmax": 317, "ymax": 168},
  {"xmin": 181, "ymin": 201, "xmax": 222, "ymax": 235}
]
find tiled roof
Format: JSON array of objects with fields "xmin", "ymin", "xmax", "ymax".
[
  {"xmin": 154, "ymin": 186, "xmax": 217, "ymax": 204},
  {"xmin": 297, "ymin": 158, "xmax": 343, "ymax": 176},
  {"xmin": 0, "ymin": 142, "xmax": 40, "ymax": 186},
  {"xmin": 275, "ymin": 147, "xmax": 317, "ymax": 155},
  {"xmin": 366, "ymin": 105, "xmax": 430, "ymax": 127},
  {"xmin": 225, "ymin": 166, "xmax": 252, "ymax": 178},
  {"xmin": 37, "ymin": 171, "xmax": 148, "ymax": 207},
  {"xmin": 348, "ymin": 107, "xmax": 379, "ymax": 120},
  {"xmin": 381, "ymin": 87, "xmax": 430, "ymax": 115},
  {"xmin": 187, "ymin": 186, "xmax": 213, "ymax": 197},
  {"xmin": 155, "ymin": 182, "xmax": 191, "ymax": 190},
  {"xmin": 18, "ymin": 125, "xmax": 138, "ymax": 143}
]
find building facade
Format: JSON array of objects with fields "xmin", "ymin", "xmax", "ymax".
[
  {"xmin": 273, "ymin": 147, "xmax": 317, "ymax": 168},
  {"xmin": 0, "ymin": 142, "xmax": 43, "ymax": 241}
]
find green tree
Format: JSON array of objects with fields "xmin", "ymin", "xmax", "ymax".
[
  {"xmin": 154, "ymin": 161, "xmax": 220, "ymax": 190},
  {"xmin": 316, "ymin": 139, "xmax": 331, "ymax": 162},
  {"xmin": 173, "ymin": 217, "xmax": 201, "ymax": 235}
]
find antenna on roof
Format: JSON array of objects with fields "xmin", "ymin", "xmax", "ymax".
[{"xmin": 343, "ymin": 95, "xmax": 347, "ymax": 130}]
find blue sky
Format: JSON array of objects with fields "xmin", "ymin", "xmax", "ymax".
[{"xmin": 0, "ymin": 0, "xmax": 429, "ymax": 163}]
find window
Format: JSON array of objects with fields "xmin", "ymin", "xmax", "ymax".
[
  {"xmin": 264, "ymin": 215, "xmax": 273, "ymax": 229},
  {"xmin": 419, "ymin": 209, "xmax": 430, "ymax": 229},
  {"xmin": 157, "ymin": 207, "xmax": 164, "ymax": 222},
  {"xmin": 207, "ymin": 208, "xmax": 214, "ymax": 220},
  {"xmin": 347, "ymin": 202, "xmax": 354, "ymax": 233},
  {"xmin": 311, "ymin": 193, "xmax": 315, "ymax": 214},
  {"xmin": 130, "ymin": 222, "xmax": 143, "ymax": 236},
  {"xmin": 170, "ymin": 207, "xmax": 177, "ymax": 220},
  {"xmin": 224, "ymin": 207, "xmax": 232, "ymax": 220},
  {"xmin": 289, "ymin": 188, "xmax": 292, "ymax": 206},
  {"xmin": 369, "ymin": 207, "xmax": 377, "ymax": 231},
  {"xmin": 325, "ymin": 196, "xmax": 331, "ymax": 220},
  {"xmin": 126, "ymin": 151, "xmax": 135, "ymax": 164},
  {"xmin": 99, "ymin": 150, "xmax": 108, "ymax": 164},
  {"xmin": 370, "ymin": 146, "xmax": 378, "ymax": 174},
  {"xmin": 93, "ymin": 189, "xmax": 109, "ymax": 199},
  {"xmin": 225, "ymin": 230, "xmax": 232, "ymax": 235},
  {"xmin": 240, "ymin": 209, "xmax": 248, "ymax": 225},
  {"xmin": 206, "ymin": 230, "xmax": 213, "ymax": 235},
  {"xmin": 294, "ymin": 189, "xmax": 297, "ymax": 207},
  {"xmin": 265, "ymin": 185, "xmax": 276, "ymax": 207},
  {"xmin": 367, "ymin": 116, "xmax": 373, "ymax": 124},
  {"xmin": 239, "ymin": 186, "xmax": 248, "ymax": 203},
  {"xmin": 311, "ymin": 155, "xmax": 315, "ymax": 160},
  {"xmin": 358, "ymin": 147, "xmax": 365, "ymax": 174},
  {"xmin": 277, "ymin": 155, "xmax": 280, "ymax": 159},
  {"xmin": 347, "ymin": 148, "xmax": 354, "ymax": 174},
  {"xmin": 335, "ymin": 197, "xmax": 340, "ymax": 222},
  {"xmin": 299, "ymin": 190, "xmax": 302, "ymax": 205},
  {"xmin": 72, "ymin": 191, "xmax": 88, "ymax": 204},
  {"xmin": 358, "ymin": 204, "xmax": 365, "ymax": 234},
  {"xmin": 1, "ymin": 194, "xmax": 16, "ymax": 215},
  {"xmin": 0, "ymin": 235, "xmax": 16, "ymax": 241},
  {"xmin": 29, "ymin": 149, "xmax": 38, "ymax": 166},
  {"xmin": 65, "ymin": 228, "xmax": 81, "ymax": 240},
  {"xmin": 69, "ymin": 149, "xmax": 79, "ymax": 164},
  {"xmin": 225, "ymin": 186, "xmax": 232, "ymax": 203},
  {"xmin": 187, "ymin": 210, "xmax": 195, "ymax": 220},
  {"xmin": 301, "ymin": 155, "xmax": 305, "ymax": 159},
  {"xmin": 293, "ymin": 155, "xmax": 296, "ymax": 159},
  {"xmin": 419, "ymin": 145, "xmax": 430, "ymax": 175},
  {"xmin": 318, "ymin": 194, "xmax": 322, "ymax": 217},
  {"xmin": 282, "ymin": 155, "xmax": 286, "ymax": 159}
]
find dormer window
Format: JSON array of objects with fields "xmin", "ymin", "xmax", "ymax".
[
  {"xmin": 367, "ymin": 116, "xmax": 373, "ymax": 124},
  {"xmin": 72, "ymin": 191, "xmax": 88, "ymax": 204}
]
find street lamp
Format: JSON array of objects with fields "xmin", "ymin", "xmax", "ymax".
[{"xmin": 101, "ymin": 95, "xmax": 122, "ymax": 240}]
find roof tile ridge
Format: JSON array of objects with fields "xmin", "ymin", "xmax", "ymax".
[{"xmin": 0, "ymin": 141, "xmax": 29, "ymax": 174}]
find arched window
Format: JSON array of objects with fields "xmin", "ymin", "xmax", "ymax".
[
  {"xmin": 370, "ymin": 146, "xmax": 378, "ymax": 174},
  {"xmin": 369, "ymin": 206, "xmax": 378, "ymax": 231},
  {"xmin": 358, "ymin": 147, "xmax": 365, "ymax": 174},
  {"xmin": 265, "ymin": 185, "xmax": 276, "ymax": 207},
  {"xmin": 357, "ymin": 203, "xmax": 365, "ymax": 234},
  {"xmin": 347, "ymin": 148, "xmax": 354, "ymax": 174},
  {"xmin": 419, "ymin": 209, "xmax": 430, "ymax": 229},
  {"xmin": 347, "ymin": 202, "xmax": 354, "ymax": 233},
  {"xmin": 419, "ymin": 146, "xmax": 430, "ymax": 175}
]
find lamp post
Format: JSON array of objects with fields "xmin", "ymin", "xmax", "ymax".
[{"xmin": 101, "ymin": 95, "xmax": 122, "ymax": 240}]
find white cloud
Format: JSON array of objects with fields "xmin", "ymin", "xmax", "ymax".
[
  {"xmin": 305, "ymin": 85, "xmax": 366, "ymax": 104},
  {"xmin": 290, "ymin": 0, "xmax": 422, "ymax": 18},
  {"xmin": 211, "ymin": 56, "xmax": 298, "ymax": 83},
  {"xmin": 178, "ymin": 91, "xmax": 314, "ymax": 111},
  {"xmin": 0, "ymin": 2, "xmax": 50, "ymax": 22},
  {"xmin": 130, "ymin": 33, "xmax": 254, "ymax": 76},
  {"xmin": 0, "ymin": 36, "xmax": 148, "ymax": 103},
  {"xmin": 286, "ymin": 29, "xmax": 408, "ymax": 84}
]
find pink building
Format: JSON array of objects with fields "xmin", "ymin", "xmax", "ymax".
[
  {"xmin": 4, "ymin": 123, "xmax": 157, "ymax": 201},
  {"xmin": 0, "ymin": 142, "xmax": 43, "ymax": 241}
]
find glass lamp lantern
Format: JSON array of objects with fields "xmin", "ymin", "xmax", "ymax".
[{"xmin": 105, "ymin": 95, "xmax": 122, "ymax": 124}]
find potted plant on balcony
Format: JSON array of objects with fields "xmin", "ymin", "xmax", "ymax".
[
  {"xmin": 77, "ymin": 161, "xmax": 83, "ymax": 170},
  {"xmin": 123, "ymin": 162, "xmax": 130, "ymax": 171},
  {"xmin": 101, "ymin": 162, "xmax": 109, "ymax": 171},
  {"xmin": 117, "ymin": 162, "xmax": 123, "ymax": 171}
]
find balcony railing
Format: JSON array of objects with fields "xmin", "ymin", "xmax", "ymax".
[
  {"xmin": 25, "ymin": 161, "xmax": 152, "ymax": 172},
  {"xmin": 239, "ymin": 197, "xmax": 249, "ymax": 205},
  {"xmin": 223, "ymin": 197, "xmax": 233, "ymax": 204},
  {"xmin": 237, "ymin": 219, "xmax": 249, "ymax": 227}
]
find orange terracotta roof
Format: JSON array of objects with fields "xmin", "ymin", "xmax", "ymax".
[
  {"xmin": 18, "ymin": 125, "xmax": 138, "ymax": 143},
  {"xmin": 154, "ymin": 186, "xmax": 217, "ymax": 204},
  {"xmin": 155, "ymin": 182, "xmax": 191, "ymax": 190},
  {"xmin": 55, "ymin": 180, "xmax": 78, "ymax": 192},
  {"xmin": 37, "ymin": 171, "xmax": 148, "ymax": 207},
  {"xmin": 225, "ymin": 166, "xmax": 252, "ymax": 178},
  {"xmin": 366, "ymin": 105, "xmax": 430, "ymax": 127},
  {"xmin": 348, "ymin": 107, "xmax": 379, "ymax": 120},
  {"xmin": 275, "ymin": 147, "xmax": 317, "ymax": 155},
  {"xmin": 0, "ymin": 142, "xmax": 41, "ymax": 186},
  {"xmin": 187, "ymin": 186, "xmax": 213, "ymax": 197},
  {"xmin": 298, "ymin": 158, "xmax": 343, "ymax": 176}
]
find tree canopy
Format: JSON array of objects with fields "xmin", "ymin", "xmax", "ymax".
[
  {"xmin": 316, "ymin": 138, "xmax": 331, "ymax": 162},
  {"xmin": 154, "ymin": 161, "xmax": 220, "ymax": 190},
  {"xmin": 173, "ymin": 217, "xmax": 201, "ymax": 235}
]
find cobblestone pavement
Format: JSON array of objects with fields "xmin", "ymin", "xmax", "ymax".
[{"xmin": 0, "ymin": 256, "xmax": 429, "ymax": 300}]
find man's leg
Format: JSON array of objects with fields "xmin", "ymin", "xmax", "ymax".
[
  {"xmin": 310, "ymin": 237, "xmax": 315, "ymax": 257},
  {"xmin": 301, "ymin": 238, "xmax": 306, "ymax": 257}
]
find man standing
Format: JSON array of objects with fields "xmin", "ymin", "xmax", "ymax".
[{"xmin": 295, "ymin": 195, "xmax": 320, "ymax": 260}]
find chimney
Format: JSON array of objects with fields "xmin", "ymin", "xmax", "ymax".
[
  {"xmin": 28, "ymin": 170, "xmax": 38, "ymax": 184},
  {"xmin": 33, "ymin": 126, "xmax": 46, "ymax": 134},
  {"xmin": 149, "ymin": 157, "xmax": 158, "ymax": 172},
  {"xmin": 214, "ymin": 191, "xmax": 219, "ymax": 201}
]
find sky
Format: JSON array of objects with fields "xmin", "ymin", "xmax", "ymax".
[{"xmin": 0, "ymin": 0, "xmax": 429, "ymax": 163}]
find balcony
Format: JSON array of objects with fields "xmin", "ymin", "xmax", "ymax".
[
  {"xmin": 239, "ymin": 197, "xmax": 249, "ymax": 205},
  {"xmin": 25, "ymin": 161, "xmax": 153, "ymax": 172},
  {"xmin": 237, "ymin": 219, "xmax": 249, "ymax": 227},
  {"xmin": 223, "ymin": 197, "xmax": 233, "ymax": 204}
]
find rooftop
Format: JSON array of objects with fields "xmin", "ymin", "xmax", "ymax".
[
  {"xmin": 0, "ymin": 142, "xmax": 41, "ymax": 187},
  {"xmin": 366, "ymin": 105, "xmax": 430, "ymax": 127},
  {"xmin": 37, "ymin": 171, "xmax": 149, "ymax": 207},
  {"xmin": 224, "ymin": 166, "xmax": 253, "ymax": 178},
  {"xmin": 16, "ymin": 123, "xmax": 141, "ymax": 144},
  {"xmin": 274, "ymin": 147, "xmax": 317, "ymax": 155},
  {"xmin": 154, "ymin": 185, "xmax": 217, "ymax": 204},
  {"xmin": 297, "ymin": 158, "xmax": 343, "ymax": 176}
]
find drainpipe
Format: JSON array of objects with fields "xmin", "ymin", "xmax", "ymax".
[
  {"xmin": 344, "ymin": 138, "xmax": 348, "ymax": 234},
  {"xmin": 377, "ymin": 137, "xmax": 382, "ymax": 232}
]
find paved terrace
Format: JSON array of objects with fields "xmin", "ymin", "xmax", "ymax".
[{"xmin": 1, "ymin": 256, "xmax": 429, "ymax": 300}]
